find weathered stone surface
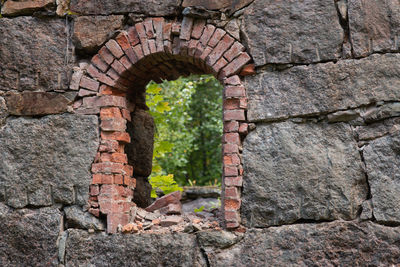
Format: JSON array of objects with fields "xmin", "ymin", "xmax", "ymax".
[
  {"xmin": 182, "ymin": 0, "xmax": 253, "ymax": 12},
  {"xmin": 73, "ymin": 15, "xmax": 124, "ymax": 53},
  {"xmin": 242, "ymin": 0, "xmax": 343, "ymax": 65},
  {"xmin": 0, "ymin": 203, "xmax": 61, "ymax": 266},
  {"xmin": 361, "ymin": 102, "xmax": 400, "ymax": 123},
  {"xmin": 207, "ymin": 221, "xmax": 400, "ymax": 266},
  {"xmin": 349, "ymin": 0, "xmax": 400, "ymax": 58},
  {"xmin": 363, "ymin": 130, "xmax": 400, "ymax": 224},
  {"xmin": 0, "ymin": 114, "xmax": 98, "ymax": 208},
  {"xmin": 65, "ymin": 229, "xmax": 205, "ymax": 266},
  {"xmin": 197, "ymin": 230, "xmax": 240, "ymax": 249},
  {"xmin": 5, "ymin": 91, "xmax": 70, "ymax": 115},
  {"xmin": 242, "ymin": 122, "xmax": 367, "ymax": 227},
  {"xmin": 1, "ymin": 0, "xmax": 55, "ymax": 16},
  {"xmin": 70, "ymin": 0, "xmax": 180, "ymax": 16},
  {"xmin": 246, "ymin": 54, "xmax": 400, "ymax": 121},
  {"xmin": 64, "ymin": 205, "xmax": 105, "ymax": 231},
  {"xmin": 126, "ymin": 109, "xmax": 154, "ymax": 177},
  {"xmin": 355, "ymin": 117, "xmax": 400, "ymax": 141},
  {"xmin": 0, "ymin": 17, "xmax": 75, "ymax": 91}
]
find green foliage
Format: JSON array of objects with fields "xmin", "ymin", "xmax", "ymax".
[
  {"xmin": 194, "ymin": 206, "xmax": 205, "ymax": 213},
  {"xmin": 149, "ymin": 174, "xmax": 183, "ymax": 198},
  {"xmin": 146, "ymin": 75, "xmax": 223, "ymax": 186}
]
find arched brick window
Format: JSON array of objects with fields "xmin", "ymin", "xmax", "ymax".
[{"xmin": 73, "ymin": 17, "xmax": 252, "ymax": 233}]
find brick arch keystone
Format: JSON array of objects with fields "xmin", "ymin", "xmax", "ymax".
[{"xmin": 72, "ymin": 17, "xmax": 253, "ymax": 233}]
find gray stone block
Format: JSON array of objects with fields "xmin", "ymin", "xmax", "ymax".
[
  {"xmin": 242, "ymin": 0, "xmax": 343, "ymax": 65},
  {"xmin": 0, "ymin": 114, "xmax": 98, "ymax": 208},
  {"xmin": 241, "ymin": 121, "xmax": 367, "ymax": 227}
]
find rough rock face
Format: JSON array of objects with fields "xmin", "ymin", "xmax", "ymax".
[
  {"xmin": 70, "ymin": 0, "xmax": 181, "ymax": 16},
  {"xmin": 1, "ymin": 0, "xmax": 55, "ymax": 16},
  {"xmin": 241, "ymin": 122, "xmax": 367, "ymax": 227},
  {"xmin": 65, "ymin": 229, "xmax": 206, "ymax": 266},
  {"xmin": 0, "ymin": 16, "xmax": 75, "ymax": 92},
  {"xmin": 242, "ymin": 0, "xmax": 343, "ymax": 65},
  {"xmin": 126, "ymin": 109, "xmax": 155, "ymax": 177},
  {"xmin": 363, "ymin": 130, "xmax": 400, "ymax": 224},
  {"xmin": 349, "ymin": 0, "xmax": 400, "ymax": 58},
  {"xmin": 246, "ymin": 54, "xmax": 400, "ymax": 121},
  {"xmin": 0, "ymin": 203, "xmax": 61, "ymax": 267},
  {"xmin": 64, "ymin": 205, "xmax": 106, "ymax": 231},
  {"xmin": 0, "ymin": 97, "xmax": 8, "ymax": 126},
  {"xmin": 0, "ymin": 114, "xmax": 98, "ymax": 208},
  {"xmin": 73, "ymin": 15, "xmax": 124, "ymax": 54},
  {"xmin": 207, "ymin": 221, "xmax": 400, "ymax": 266},
  {"xmin": 182, "ymin": 0, "xmax": 253, "ymax": 12}
]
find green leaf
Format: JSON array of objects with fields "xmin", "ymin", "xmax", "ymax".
[{"xmin": 194, "ymin": 206, "xmax": 205, "ymax": 213}]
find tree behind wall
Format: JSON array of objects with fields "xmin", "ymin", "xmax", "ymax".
[{"xmin": 146, "ymin": 75, "xmax": 223, "ymax": 186}]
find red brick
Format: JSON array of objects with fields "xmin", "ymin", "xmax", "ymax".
[
  {"xmin": 223, "ymin": 133, "xmax": 240, "ymax": 144},
  {"xmin": 240, "ymin": 64, "xmax": 256, "ymax": 76},
  {"xmin": 107, "ymin": 68, "xmax": 119, "ymax": 80},
  {"xmin": 188, "ymin": 39, "xmax": 199, "ymax": 57},
  {"xmin": 86, "ymin": 65, "xmax": 115, "ymax": 87},
  {"xmin": 90, "ymin": 185, "xmax": 100, "ymax": 196},
  {"xmin": 115, "ymin": 32, "xmax": 131, "ymax": 50},
  {"xmin": 98, "ymin": 46, "xmax": 115, "ymax": 65},
  {"xmin": 83, "ymin": 95, "xmax": 128, "ymax": 109},
  {"xmin": 119, "ymin": 55, "xmax": 133, "ymax": 71},
  {"xmin": 224, "ymin": 210, "xmax": 239, "ymax": 222},
  {"xmin": 117, "ymin": 144, "xmax": 125, "ymax": 153},
  {"xmin": 239, "ymin": 98, "xmax": 248, "ymax": 109},
  {"xmin": 132, "ymin": 44, "xmax": 144, "ymax": 61},
  {"xmin": 171, "ymin": 22, "xmax": 181, "ymax": 35},
  {"xmin": 148, "ymin": 39, "xmax": 157, "ymax": 54},
  {"xmin": 224, "ymin": 75, "xmax": 241, "ymax": 85},
  {"xmin": 123, "ymin": 164, "xmax": 134, "ymax": 176},
  {"xmin": 107, "ymin": 212, "xmax": 129, "ymax": 233},
  {"xmin": 225, "ymin": 186, "xmax": 239, "ymax": 198},
  {"xmin": 94, "ymin": 152, "xmax": 101, "ymax": 163},
  {"xmin": 79, "ymin": 76, "xmax": 99, "ymax": 91},
  {"xmin": 91, "ymin": 54, "xmax": 109, "ymax": 72},
  {"xmin": 220, "ymin": 53, "xmax": 251, "ymax": 78},
  {"xmin": 99, "ymin": 139, "xmax": 120, "ymax": 153},
  {"xmin": 224, "ymin": 109, "xmax": 245, "ymax": 121},
  {"xmin": 180, "ymin": 17, "xmax": 194, "ymax": 40},
  {"xmin": 100, "ymin": 153, "xmax": 128, "ymax": 164},
  {"xmin": 207, "ymin": 34, "xmax": 234, "ymax": 66},
  {"xmin": 200, "ymin": 46, "xmax": 213, "ymax": 61},
  {"xmin": 152, "ymin": 17, "xmax": 165, "ymax": 52},
  {"xmin": 224, "ymin": 99, "xmax": 240, "ymax": 110},
  {"xmin": 225, "ymin": 86, "xmax": 246, "ymax": 98},
  {"xmin": 113, "ymin": 174, "xmax": 124, "ymax": 185},
  {"xmin": 101, "ymin": 131, "xmax": 131, "ymax": 143},
  {"xmin": 101, "ymin": 118, "xmax": 127, "ymax": 132},
  {"xmin": 213, "ymin": 57, "xmax": 228, "ymax": 73},
  {"xmin": 92, "ymin": 173, "xmax": 102, "ymax": 184},
  {"xmin": 101, "ymin": 107, "xmax": 121, "ymax": 119},
  {"xmin": 127, "ymin": 26, "xmax": 140, "ymax": 46},
  {"xmin": 78, "ymin": 88, "xmax": 96, "ymax": 97},
  {"xmin": 111, "ymin": 60, "xmax": 127, "ymax": 75},
  {"xmin": 225, "ymin": 198, "xmax": 241, "ymax": 211},
  {"xmin": 224, "ymin": 154, "xmax": 241, "ymax": 166},
  {"xmin": 124, "ymin": 176, "xmax": 136, "ymax": 187},
  {"xmin": 224, "ymin": 176, "xmax": 243, "ymax": 187},
  {"xmin": 179, "ymin": 40, "xmax": 189, "ymax": 56},
  {"xmin": 239, "ymin": 123, "xmax": 248, "ymax": 134},
  {"xmin": 199, "ymin": 24, "xmax": 216, "ymax": 47},
  {"xmin": 223, "ymin": 143, "xmax": 239, "ymax": 154},
  {"xmin": 224, "ymin": 121, "xmax": 239, "ymax": 132},
  {"xmin": 226, "ymin": 221, "xmax": 239, "ymax": 229},
  {"xmin": 89, "ymin": 208, "xmax": 100, "ymax": 217},
  {"xmin": 225, "ymin": 166, "xmax": 238, "ymax": 177},
  {"xmin": 208, "ymin": 28, "xmax": 225, "ymax": 48},
  {"xmin": 224, "ymin": 41, "xmax": 245, "ymax": 62},
  {"xmin": 121, "ymin": 109, "xmax": 131, "ymax": 121},
  {"xmin": 102, "ymin": 174, "xmax": 114, "ymax": 184},
  {"xmin": 143, "ymin": 19, "xmax": 155, "ymax": 38},
  {"xmin": 135, "ymin": 23, "xmax": 150, "ymax": 55},
  {"xmin": 163, "ymin": 22, "xmax": 172, "ymax": 41},
  {"xmin": 191, "ymin": 19, "xmax": 206, "ymax": 39},
  {"xmin": 145, "ymin": 191, "xmax": 182, "ymax": 212},
  {"xmin": 92, "ymin": 162, "xmax": 125, "ymax": 174},
  {"xmin": 99, "ymin": 85, "xmax": 126, "ymax": 97},
  {"xmin": 105, "ymin": 39, "xmax": 124, "ymax": 59}
]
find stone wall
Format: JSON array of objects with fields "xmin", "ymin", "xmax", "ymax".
[{"xmin": 0, "ymin": 0, "xmax": 399, "ymax": 266}]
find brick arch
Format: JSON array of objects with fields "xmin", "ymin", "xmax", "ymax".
[{"xmin": 73, "ymin": 17, "xmax": 252, "ymax": 233}]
